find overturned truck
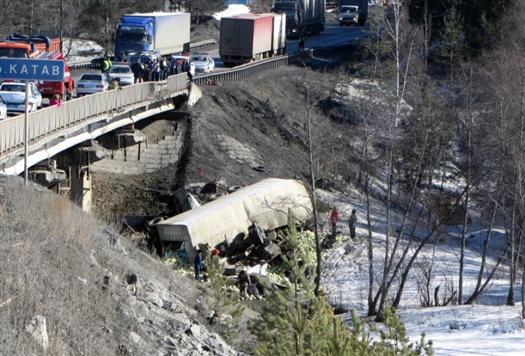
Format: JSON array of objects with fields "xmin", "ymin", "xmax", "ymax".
[{"xmin": 156, "ymin": 178, "xmax": 313, "ymax": 261}]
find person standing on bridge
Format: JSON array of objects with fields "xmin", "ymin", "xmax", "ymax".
[
  {"xmin": 102, "ymin": 55, "xmax": 112, "ymax": 81},
  {"xmin": 48, "ymin": 94, "xmax": 62, "ymax": 107},
  {"xmin": 131, "ymin": 60, "xmax": 143, "ymax": 84}
]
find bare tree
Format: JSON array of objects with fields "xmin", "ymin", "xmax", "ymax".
[{"xmin": 277, "ymin": 67, "xmax": 335, "ymax": 296}]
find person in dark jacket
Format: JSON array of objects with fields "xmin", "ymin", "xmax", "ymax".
[
  {"xmin": 298, "ymin": 33, "xmax": 306, "ymax": 51},
  {"xmin": 131, "ymin": 60, "xmax": 143, "ymax": 84},
  {"xmin": 194, "ymin": 250, "xmax": 203, "ymax": 281},
  {"xmin": 349, "ymin": 209, "xmax": 357, "ymax": 239},
  {"xmin": 238, "ymin": 269, "xmax": 250, "ymax": 299},
  {"xmin": 187, "ymin": 64, "xmax": 193, "ymax": 83}
]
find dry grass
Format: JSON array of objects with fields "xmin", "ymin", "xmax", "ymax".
[
  {"xmin": 0, "ymin": 177, "xmax": 128, "ymax": 355},
  {"xmin": 0, "ymin": 175, "xmax": 245, "ymax": 355}
]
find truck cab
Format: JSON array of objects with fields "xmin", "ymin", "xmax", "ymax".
[
  {"xmin": 272, "ymin": 0, "xmax": 325, "ymax": 38},
  {"xmin": 272, "ymin": 1, "xmax": 300, "ymax": 37},
  {"xmin": 115, "ymin": 19, "xmax": 153, "ymax": 55},
  {"xmin": 0, "ymin": 42, "xmax": 34, "ymax": 58},
  {"xmin": 0, "ymin": 33, "xmax": 74, "ymax": 100},
  {"xmin": 339, "ymin": 5, "xmax": 360, "ymax": 26}
]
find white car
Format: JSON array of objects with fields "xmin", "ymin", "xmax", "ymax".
[
  {"xmin": 76, "ymin": 73, "xmax": 110, "ymax": 96},
  {"xmin": 0, "ymin": 82, "xmax": 43, "ymax": 114},
  {"xmin": 190, "ymin": 53, "xmax": 215, "ymax": 73},
  {"xmin": 108, "ymin": 64, "xmax": 134, "ymax": 86},
  {"xmin": 0, "ymin": 95, "xmax": 7, "ymax": 120}
]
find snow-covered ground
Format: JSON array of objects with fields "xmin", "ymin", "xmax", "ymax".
[
  {"xmin": 212, "ymin": 4, "xmax": 250, "ymax": 21},
  {"xmin": 319, "ymin": 181, "xmax": 525, "ymax": 355},
  {"xmin": 65, "ymin": 39, "xmax": 104, "ymax": 63}
]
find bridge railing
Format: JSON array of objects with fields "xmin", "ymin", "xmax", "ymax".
[{"xmin": 0, "ymin": 73, "xmax": 188, "ymax": 155}]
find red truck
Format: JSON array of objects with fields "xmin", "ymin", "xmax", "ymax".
[
  {"xmin": 219, "ymin": 13, "xmax": 287, "ymax": 67},
  {"xmin": 0, "ymin": 33, "xmax": 74, "ymax": 100}
]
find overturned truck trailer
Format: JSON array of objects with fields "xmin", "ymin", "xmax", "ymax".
[{"xmin": 156, "ymin": 178, "xmax": 313, "ymax": 260}]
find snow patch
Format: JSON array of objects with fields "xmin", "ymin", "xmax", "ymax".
[{"xmin": 213, "ymin": 4, "xmax": 251, "ymax": 21}]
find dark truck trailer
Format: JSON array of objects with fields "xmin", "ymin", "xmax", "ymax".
[
  {"xmin": 340, "ymin": 0, "xmax": 368, "ymax": 26},
  {"xmin": 220, "ymin": 13, "xmax": 287, "ymax": 67},
  {"xmin": 272, "ymin": 0, "xmax": 325, "ymax": 38}
]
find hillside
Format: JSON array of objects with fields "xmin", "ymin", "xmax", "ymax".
[
  {"xmin": 0, "ymin": 175, "xmax": 259, "ymax": 355},
  {"xmin": 3, "ymin": 13, "xmax": 525, "ymax": 355},
  {"xmin": 90, "ymin": 62, "xmax": 349, "ymax": 219}
]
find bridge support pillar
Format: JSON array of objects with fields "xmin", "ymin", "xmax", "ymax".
[{"xmin": 70, "ymin": 166, "xmax": 92, "ymax": 213}]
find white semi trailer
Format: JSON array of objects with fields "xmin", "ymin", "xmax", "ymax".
[{"xmin": 156, "ymin": 178, "xmax": 313, "ymax": 261}]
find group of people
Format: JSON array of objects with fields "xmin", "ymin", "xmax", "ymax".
[
  {"xmin": 330, "ymin": 207, "xmax": 358, "ymax": 239},
  {"xmin": 100, "ymin": 53, "xmax": 193, "ymax": 85},
  {"xmin": 129, "ymin": 54, "xmax": 193, "ymax": 84}
]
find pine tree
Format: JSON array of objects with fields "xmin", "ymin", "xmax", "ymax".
[
  {"xmin": 204, "ymin": 251, "xmax": 244, "ymax": 341},
  {"xmin": 249, "ymin": 211, "xmax": 434, "ymax": 355},
  {"xmin": 249, "ymin": 211, "xmax": 367, "ymax": 355}
]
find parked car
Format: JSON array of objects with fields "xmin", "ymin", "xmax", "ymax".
[
  {"xmin": 0, "ymin": 81, "xmax": 42, "ymax": 114},
  {"xmin": 0, "ymin": 95, "xmax": 7, "ymax": 120},
  {"xmin": 76, "ymin": 73, "xmax": 109, "ymax": 96},
  {"xmin": 190, "ymin": 52, "xmax": 215, "ymax": 73},
  {"xmin": 108, "ymin": 64, "xmax": 134, "ymax": 86},
  {"xmin": 127, "ymin": 50, "xmax": 161, "ymax": 65}
]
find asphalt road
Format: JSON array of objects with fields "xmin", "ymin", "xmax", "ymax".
[{"xmin": 208, "ymin": 24, "xmax": 368, "ymax": 70}]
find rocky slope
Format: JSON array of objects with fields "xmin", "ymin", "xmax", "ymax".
[{"xmin": 0, "ymin": 175, "xmax": 256, "ymax": 355}]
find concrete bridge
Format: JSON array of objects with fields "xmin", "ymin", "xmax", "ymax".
[
  {"xmin": 0, "ymin": 73, "xmax": 189, "ymax": 174},
  {"xmin": 0, "ymin": 73, "xmax": 191, "ymax": 210}
]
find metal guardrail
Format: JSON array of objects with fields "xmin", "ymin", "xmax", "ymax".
[
  {"xmin": 193, "ymin": 51, "xmax": 307, "ymax": 85},
  {"xmin": 69, "ymin": 61, "xmax": 92, "ymax": 71},
  {"xmin": 0, "ymin": 50, "xmax": 308, "ymax": 156},
  {"xmin": 0, "ymin": 74, "xmax": 187, "ymax": 154}
]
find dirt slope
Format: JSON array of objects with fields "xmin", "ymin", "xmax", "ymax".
[{"xmin": 91, "ymin": 64, "xmax": 339, "ymax": 220}]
